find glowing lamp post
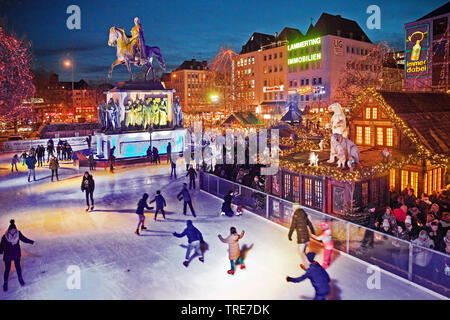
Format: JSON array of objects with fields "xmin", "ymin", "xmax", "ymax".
[{"xmin": 63, "ymin": 59, "xmax": 75, "ymax": 121}]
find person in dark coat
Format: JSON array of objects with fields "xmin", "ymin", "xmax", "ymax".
[
  {"xmin": 288, "ymin": 205, "xmax": 315, "ymax": 268},
  {"xmin": 81, "ymin": 172, "xmax": 95, "ymax": 212},
  {"xmin": 25, "ymin": 154, "xmax": 37, "ymax": 182},
  {"xmin": 88, "ymin": 153, "xmax": 95, "ymax": 171},
  {"xmin": 177, "ymin": 183, "xmax": 196, "ymax": 217},
  {"xmin": 150, "ymin": 190, "xmax": 167, "ymax": 220},
  {"xmin": 186, "ymin": 164, "xmax": 197, "ymax": 190},
  {"xmin": 166, "ymin": 142, "xmax": 172, "ymax": 163},
  {"xmin": 359, "ymin": 203, "xmax": 377, "ymax": 252},
  {"xmin": 0, "ymin": 219, "xmax": 34, "ymax": 292},
  {"xmin": 86, "ymin": 135, "xmax": 92, "ymax": 150},
  {"xmin": 49, "ymin": 155, "xmax": 59, "ymax": 181},
  {"xmin": 11, "ymin": 154, "xmax": 19, "ymax": 172},
  {"xmin": 220, "ymin": 190, "xmax": 234, "ymax": 217},
  {"xmin": 173, "ymin": 220, "xmax": 204, "ymax": 267},
  {"xmin": 146, "ymin": 146, "xmax": 153, "ymax": 163},
  {"xmin": 46, "ymin": 139, "xmax": 54, "ymax": 162},
  {"xmin": 152, "ymin": 146, "xmax": 160, "ymax": 164},
  {"xmin": 135, "ymin": 193, "xmax": 153, "ymax": 235},
  {"xmin": 286, "ymin": 252, "xmax": 331, "ymax": 300},
  {"xmin": 170, "ymin": 157, "xmax": 177, "ymax": 178}
]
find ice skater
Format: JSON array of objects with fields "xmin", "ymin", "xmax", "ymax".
[
  {"xmin": 88, "ymin": 153, "xmax": 95, "ymax": 171},
  {"xmin": 186, "ymin": 165, "xmax": 197, "ymax": 189},
  {"xmin": 166, "ymin": 142, "xmax": 172, "ymax": 163},
  {"xmin": 173, "ymin": 220, "xmax": 205, "ymax": 267},
  {"xmin": 11, "ymin": 154, "xmax": 19, "ymax": 172},
  {"xmin": 81, "ymin": 171, "xmax": 95, "ymax": 212},
  {"xmin": 25, "ymin": 154, "xmax": 37, "ymax": 182},
  {"xmin": 220, "ymin": 190, "xmax": 235, "ymax": 217},
  {"xmin": 286, "ymin": 252, "xmax": 330, "ymax": 300},
  {"xmin": 20, "ymin": 150, "xmax": 27, "ymax": 166},
  {"xmin": 311, "ymin": 222, "xmax": 334, "ymax": 269},
  {"xmin": 150, "ymin": 190, "xmax": 166, "ymax": 220},
  {"xmin": 49, "ymin": 155, "xmax": 59, "ymax": 181},
  {"xmin": 177, "ymin": 183, "xmax": 196, "ymax": 217},
  {"xmin": 218, "ymin": 227, "xmax": 245, "ymax": 275},
  {"xmin": 170, "ymin": 157, "xmax": 177, "ymax": 179},
  {"xmin": 288, "ymin": 203, "xmax": 315, "ymax": 269},
  {"xmin": 135, "ymin": 193, "xmax": 153, "ymax": 235},
  {"xmin": 0, "ymin": 219, "xmax": 35, "ymax": 292}
]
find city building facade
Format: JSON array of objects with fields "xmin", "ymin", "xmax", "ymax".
[{"xmin": 404, "ymin": 2, "xmax": 449, "ymax": 92}]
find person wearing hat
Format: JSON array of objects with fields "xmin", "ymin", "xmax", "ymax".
[
  {"xmin": 0, "ymin": 219, "xmax": 35, "ymax": 292},
  {"xmin": 286, "ymin": 252, "xmax": 331, "ymax": 300},
  {"xmin": 135, "ymin": 193, "xmax": 153, "ymax": 235},
  {"xmin": 186, "ymin": 164, "xmax": 197, "ymax": 190},
  {"xmin": 404, "ymin": 215, "xmax": 420, "ymax": 240},
  {"xmin": 311, "ymin": 222, "xmax": 334, "ymax": 269},
  {"xmin": 288, "ymin": 203, "xmax": 315, "ymax": 268},
  {"xmin": 177, "ymin": 183, "xmax": 196, "ymax": 217}
]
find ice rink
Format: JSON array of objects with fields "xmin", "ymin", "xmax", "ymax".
[{"xmin": 0, "ymin": 153, "xmax": 444, "ymax": 300}]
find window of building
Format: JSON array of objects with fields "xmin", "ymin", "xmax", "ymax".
[
  {"xmin": 356, "ymin": 126, "xmax": 363, "ymax": 144},
  {"xmin": 372, "ymin": 107, "xmax": 378, "ymax": 119},
  {"xmin": 300, "ymin": 96, "xmax": 304, "ymax": 101},
  {"xmin": 264, "ymin": 55, "xmax": 267, "ymax": 61},
  {"xmin": 364, "ymin": 127, "xmax": 371, "ymax": 145},
  {"xmin": 269, "ymin": 67, "xmax": 272, "ymax": 73},
  {"xmin": 376, "ymin": 127, "xmax": 383, "ymax": 146},
  {"xmin": 301, "ymin": 79, "xmax": 304, "ymax": 86},
  {"xmin": 401, "ymin": 170, "xmax": 419, "ymax": 196},
  {"xmin": 280, "ymin": 52, "xmax": 283, "ymax": 58},
  {"xmin": 386, "ymin": 128, "xmax": 393, "ymax": 147},
  {"xmin": 351, "ymin": 47, "xmax": 354, "ymax": 54},
  {"xmin": 274, "ymin": 53, "xmax": 277, "ymax": 59},
  {"xmin": 318, "ymin": 77, "xmax": 322, "ymax": 84},
  {"xmin": 305, "ymin": 79, "xmax": 309, "ymax": 85},
  {"xmin": 312, "ymin": 78, "xmax": 317, "ymax": 85},
  {"xmin": 269, "ymin": 54, "xmax": 272, "ymax": 60},
  {"xmin": 365, "ymin": 107, "xmax": 371, "ymax": 119},
  {"xmin": 274, "ymin": 66, "xmax": 278, "ymax": 72},
  {"xmin": 305, "ymin": 95, "xmax": 309, "ymax": 101},
  {"xmin": 264, "ymin": 80, "xmax": 267, "ymax": 86},
  {"xmin": 252, "ymin": 56, "xmax": 255, "ymax": 64},
  {"xmin": 304, "ymin": 178, "xmax": 312, "ymax": 207},
  {"xmin": 390, "ymin": 169, "xmax": 396, "ymax": 189},
  {"xmin": 347, "ymin": 46, "xmax": 350, "ymax": 53},
  {"xmin": 279, "ymin": 64, "xmax": 283, "ymax": 72},
  {"xmin": 289, "ymin": 80, "xmax": 293, "ymax": 87},
  {"xmin": 244, "ymin": 59, "xmax": 247, "ymax": 66}
]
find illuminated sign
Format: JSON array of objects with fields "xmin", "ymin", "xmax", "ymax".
[
  {"xmin": 297, "ymin": 86, "xmax": 313, "ymax": 95},
  {"xmin": 23, "ymin": 98, "xmax": 44, "ymax": 104},
  {"xmin": 263, "ymin": 85, "xmax": 284, "ymax": 93},
  {"xmin": 288, "ymin": 53, "xmax": 321, "ymax": 65},
  {"xmin": 288, "ymin": 37, "xmax": 321, "ymax": 51},
  {"xmin": 405, "ymin": 24, "xmax": 429, "ymax": 78}
]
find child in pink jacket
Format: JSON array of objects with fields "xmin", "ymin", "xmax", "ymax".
[{"xmin": 311, "ymin": 222, "xmax": 334, "ymax": 269}]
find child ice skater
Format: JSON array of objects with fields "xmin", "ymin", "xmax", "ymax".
[
  {"xmin": 311, "ymin": 222, "xmax": 334, "ymax": 269},
  {"xmin": 150, "ymin": 190, "xmax": 167, "ymax": 220},
  {"xmin": 218, "ymin": 227, "xmax": 245, "ymax": 275},
  {"xmin": 135, "ymin": 193, "xmax": 153, "ymax": 235}
]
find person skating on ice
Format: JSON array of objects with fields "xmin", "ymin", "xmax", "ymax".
[
  {"xmin": 186, "ymin": 164, "xmax": 197, "ymax": 190},
  {"xmin": 25, "ymin": 153, "xmax": 37, "ymax": 182},
  {"xmin": 218, "ymin": 227, "xmax": 245, "ymax": 275},
  {"xmin": 135, "ymin": 193, "xmax": 153, "ymax": 235},
  {"xmin": 288, "ymin": 203, "xmax": 315, "ymax": 269},
  {"xmin": 286, "ymin": 252, "xmax": 331, "ymax": 300},
  {"xmin": 220, "ymin": 190, "xmax": 235, "ymax": 217},
  {"xmin": 177, "ymin": 183, "xmax": 196, "ymax": 217},
  {"xmin": 173, "ymin": 220, "xmax": 205, "ymax": 267},
  {"xmin": 311, "ymin": 222, "xmax": 334, "ymax": 269},
  {"xmin": 11, "ymin": 154, "xmax": 19, "ymax": 172},
  {"xmin": 0, "ymin": 219, "xmax": 35, "ymax": 292},
  {"xmin": 150, "ymin": 190, "xmax": 166, "ymax": 220},
  {"xmin": 81, "ymin": 171, "xmax": 95, "ymax": 212}
]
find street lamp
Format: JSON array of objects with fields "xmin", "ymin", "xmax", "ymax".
[{"xmin": 63, "ymin": 59, "xmax": 74, "ymax": 121}]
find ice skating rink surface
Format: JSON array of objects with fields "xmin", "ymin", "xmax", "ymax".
[{"xmin": 0, "ymin": 153, "xmax": 443, "ymax": 300}]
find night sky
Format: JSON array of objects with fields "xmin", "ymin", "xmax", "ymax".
[{"xmin": 2, "ymin": 0, "xmax": 447, "ymax": 82}]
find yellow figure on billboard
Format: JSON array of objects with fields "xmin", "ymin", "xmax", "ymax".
[
  {"xmin": 134, "ymin": 100, "xmax": 144, "ymax": 126},
  {"xmin": 125, "ymin": 100, "xmax": 134, "ymax": 127},
  {"xmin": 144, "ymin": 98, "xmax": 153, "ymax": 129},
  {"xmin": 408, "ymin": 31, "xmax": 427, "ymax": 61},
  {"xmin": 152, "ymin": 99, "xmax": 160, "ymax": 126},
  {"xmin": 159, "ymin": 100, "xmax": 168, "ymax": 126}
]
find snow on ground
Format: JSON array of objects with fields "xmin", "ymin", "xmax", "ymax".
[{"xmin": 0, "ymin": 152, "xmax": 443, "ymax": 300}]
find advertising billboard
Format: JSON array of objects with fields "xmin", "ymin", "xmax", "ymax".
[{"xmin": 405, "ymin": 24, "xmax": 430, "ymax": 78}]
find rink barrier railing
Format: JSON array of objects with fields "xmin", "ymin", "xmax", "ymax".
[{"xmin": 199, "ymin": 171, "xmax": 450, "ymax": 298}]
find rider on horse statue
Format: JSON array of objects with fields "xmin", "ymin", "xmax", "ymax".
[{"xmin": 130, "ymin": 17, "xmax": 147, "ymax": 66}]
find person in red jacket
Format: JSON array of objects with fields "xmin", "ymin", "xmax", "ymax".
[
  {"xmin": 393, "ymin": 205, "xmax": 408, "ymax": 223},
  {"xmin": 0, "ymin": 220, "xmax": 35, "ymax": 292}
]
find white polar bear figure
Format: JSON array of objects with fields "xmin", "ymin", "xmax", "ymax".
[
  {"xmin": 309, "ymin": 152, "xmax": 319, "ymax": 167},
  {"xmin": 327, "ymin": 102, "xmax": 348, "ymax": 163},
  {"xmin": 331, "ymin": 133, "xmax": 360, "ymax": 172}
]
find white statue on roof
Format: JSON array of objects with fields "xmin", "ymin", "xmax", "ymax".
[{"xmin": 327, "ymin": 102, "xmax": 349, "ymax": 163}]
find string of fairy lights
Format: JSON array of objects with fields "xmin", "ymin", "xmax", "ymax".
[{"xmin": 276, "ymin": 87, "xmax": 449, "ymax": 182}]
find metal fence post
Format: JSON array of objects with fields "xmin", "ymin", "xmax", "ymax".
[
  {"xmin": 408, "ymin": 243, "xmax": 413, "ymax": 281},
  {"xmin": 346, "ymin": 222, "xmax": 350, "ymax": 254},
  {"xmin": 266, "ymin": 195, "xmax": 270, "ymax": 219},
  {"xmin": 217, "ymin": 177, "xmax": 219, "ymax": 195}
]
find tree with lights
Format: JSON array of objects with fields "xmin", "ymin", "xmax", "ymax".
[{"xmin": 0, "ymin": 27, "xmax": 35, "ymax": 133}]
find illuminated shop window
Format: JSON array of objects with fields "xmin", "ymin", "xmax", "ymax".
[
  {"xmin": 434, "ymin": 168, "xmax": 438, "ymax": 191},
  {"xmin": 364, "ymin": 127, "xmax": 371, "ymax": 145},
  {"xmin": 428, "ymin": 170, "xmax": 432, "ymax": 194},
  {"xmin": 411, "ymin": 171, "xmax": 418, "ymax": 196},
  {"xmin": 376, "ymin": 127, "xmax": 383, "ymax": 145},
  {"xmin": 401, "ymin": 170, "xmax": 408, "ymax": 192},
  {"xmin": 424, "ymin": 173, "xmax": 428, "ymax": 195},
  {"xmin": 390, "ymin": 169, "xmax": 396, "ymax": 189},
  {"xmin": 386, "ymin": 128, "xmax": 393, "ymax": 147},
  {"xmin": 356, "ymin": 126, "xmax": 363, "ymax": 144},
  {"xmin": 304, "ymin": 178, "xmax": 312, "ymax": 207},
  {"xmin": 438, "ymin": 168, "xmax": 442, "ymax": 190}
]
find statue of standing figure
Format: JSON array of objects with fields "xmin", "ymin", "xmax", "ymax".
[
  {"xmin": 97, "ymin": 102, "xmax": 107, "ymax": 129},
  {"xmin": 173, "ymin": 96, "xmax": 183, "ymax": 128}
]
